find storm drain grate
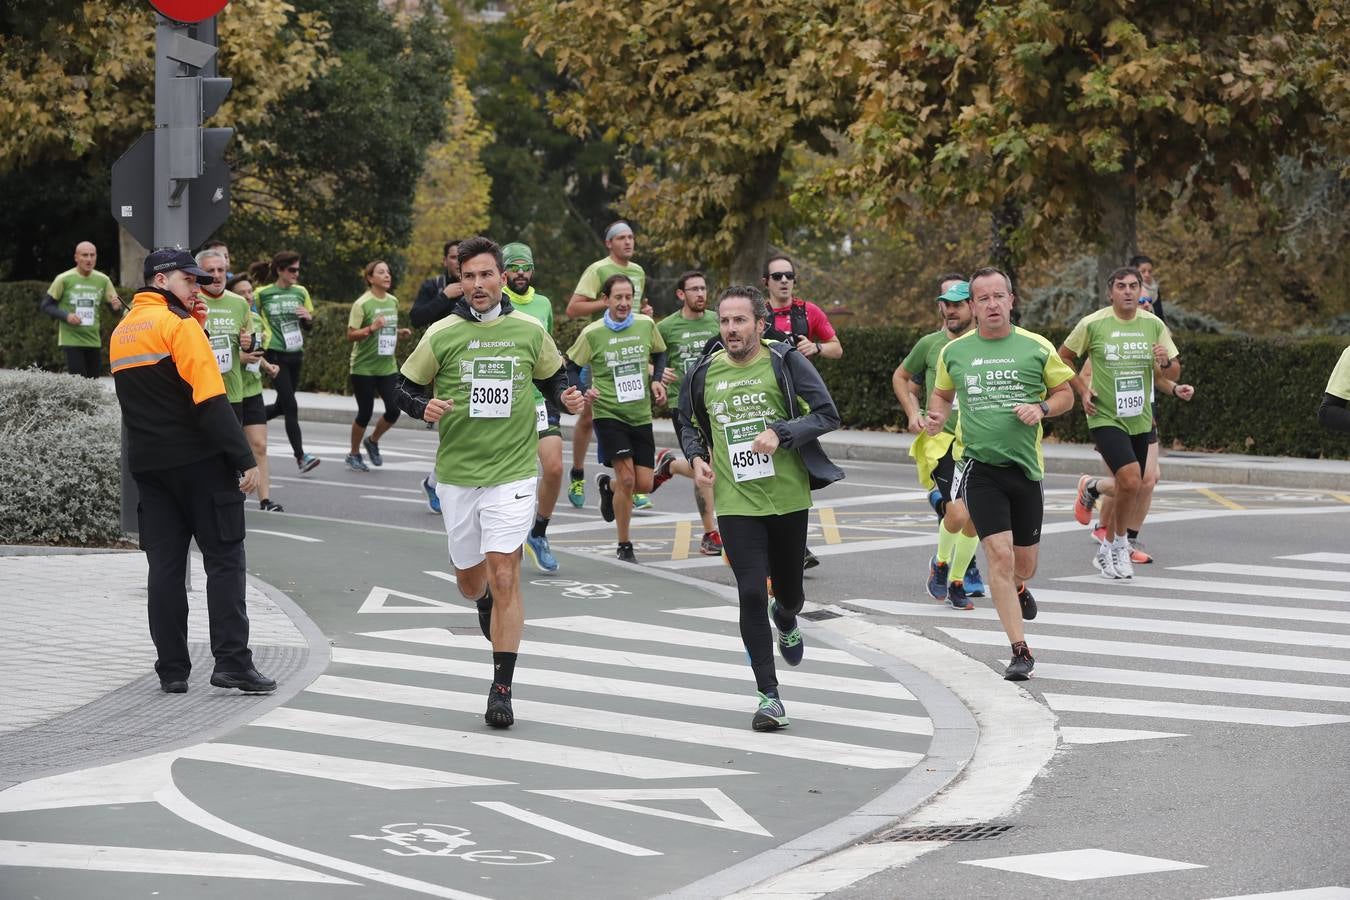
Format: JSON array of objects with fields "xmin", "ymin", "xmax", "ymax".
[
  {"xmin": 800, "ymin": 609, "xmax": 843, "ymax": 622},
  {"xmin": 868, "ymin": 823, "xmax": 1013, "ymax": 843}
]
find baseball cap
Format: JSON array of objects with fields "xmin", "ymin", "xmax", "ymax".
[
  {"xmin": 937, "ymin": 281, "xmax": 970, "ymax": 303},
  {"xmin": 144, "ymin": 248, "xmax": 211, "ymax": 282},
  {"xmin": 501, "ymin": 242, "xmax": 534, "ymax": 267}
]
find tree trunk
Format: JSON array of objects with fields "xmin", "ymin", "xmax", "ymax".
[
  {"xmin": 727, "ymin": 148, "xmax": 785, "ymax": 286},
  {"xmin": 989, "ymin": 197, "xmax": 1023, "ymax": 293},
  {"xmin": 1093, "ymin": 155, "xmax": 1138, "ymax": 297}
]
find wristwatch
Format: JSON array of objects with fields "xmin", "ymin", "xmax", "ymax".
[{"xmin": 1038, "ymin": 401, "xmax": 1050, "ymax": 415}]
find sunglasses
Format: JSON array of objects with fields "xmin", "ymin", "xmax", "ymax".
[
  {"xmin": 284, "ymin": 266, "xmax": 300, "ymax": 273},
  {"xmin": 505, "ymin": 264, "xmax": 532, "ymax": 273},
  {"xmin": 767, "ymin": 271, "xmax": 795, "ymax": 282}
]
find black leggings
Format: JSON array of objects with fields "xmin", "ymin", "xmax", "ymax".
[
  {"xmin": 351, "ymin": 373, "xmax": 401, "ymax": 428},
  {"xmin": 264, "ymin": 350, "xmax": 305, "ymax": 458},
  {"xmin": 718, "ymin": 509, "xmax": 809, "ymax": 694},
  {"xmin": 63, "ymin": 347, "xmax": 101, "ymax": 378}
]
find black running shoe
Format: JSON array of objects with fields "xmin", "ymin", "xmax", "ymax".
[
  {"xmin": 485, "ymin": 683, "xmax": 513, "ymax": 728},
  {"xmin": 803, "ymin": 547, "xmax": 820, "ymax": 570},
  {"xmin": 752, "ymin": 692, "xmax": 789, "ymax": 731},
  {"xmin": 770, "ymin": 601, "xmax": 804, "ymax": 666},
  {"xmin": 1004, "ymin": 644, "xmax": 1035, "ymax": 681},
  {"xmin": 596, "ymin": 473, "xmax": 615, "ymax": 522},
  {"xmin": 259, "ymin": 499, "xmax": 284, "ymax": 512},
  {"xmin": 616, "ymin": 541, "xmax": 637, "ymax": 563},
  {"xmin": 476, "ymin": 591, "xmax": 493, "ymax": 641},
  {"xmin": 1018, "ymin": 584, "xmax": 1038, "ymax": 621}
]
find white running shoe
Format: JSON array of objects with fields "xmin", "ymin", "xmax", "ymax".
[
  {"xmin": 1093, "ymin": 543, "xmax": 1120, "ymax": 579},
  {"xmin": 1112, "ymin": 542, "xmax": 1135, "ymax": 580}
]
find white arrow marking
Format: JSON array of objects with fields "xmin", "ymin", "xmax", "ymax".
[
  {"xmin": 424, "ymin": 570, "xmax": 458, "ymax": 583},
  {"xmin": 1058, "ymin": 727, "xmax": 1186, "ymax": 746},
  {"xmin": 0, "ymin": 753, "xmax": 176, "ymax": 813},
  {"xmin": 474, "ymin": 801, "xmax": 661, "ymax": 856},
  {"xmin": 357, "ymin": 586, "xmax": 470, "ymax": 614},
  {"xmin": 0, "ymin": 840, "xmax": 354, "ymax": 884},
  {"xmin": 181, "ymin": 744, "xmax": 512, "ymax": 790},
  {"xmin": 530, "ymin": 788, "xmax": 770, "ymax": 837}
]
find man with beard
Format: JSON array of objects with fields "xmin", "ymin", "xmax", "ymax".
[{"xmin": 411, "ymin": 239, "xmax": 465, "ymax": 513}]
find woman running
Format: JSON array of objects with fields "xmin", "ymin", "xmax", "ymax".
[
  {"xmin": 256, "ymin": 251, "xmax": 320, "ymax": 472},
  {"xmin": 346, "ymin": 260, "xmax": 411, "ymax": 471},
  {"xmin": 229, "ymin": 272, "xmax": 284, "ymax": 511}
]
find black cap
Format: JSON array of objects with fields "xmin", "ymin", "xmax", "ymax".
[{"xmin": 144, "ymin": 248, "xmax": 211, "ymax": 283}]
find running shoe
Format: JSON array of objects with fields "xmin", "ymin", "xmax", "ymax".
[
  {"xmin": 596, "ymin": 473, "xmax": 615, "ymax": 522},
  {"xmin": 616, "ymin": 541, "xmax": 637, "ymax": 563},
  {"xmin": 1073, "ymin": 475, "xmax": 1097, "ymax": 525},
  {"xmin": 1091, "ymin": 524, "xmax": 1107, "ymax": 543},
  {"xmin": 963, "ymin": 560, "xmax": 986, "ymax": 597},
  {"xmin": 1093, "ymin": 543, "xmax": 1120, "ymax": 579},
  {"xmin": 259, "ymin": 499, "xmax": 284, "ymax": 512},
  {"xmin": 524, "ymin": 533, "xmax": 559, "ymax": 574},
  {"xmin": 484, "ymin": 683, "xmax": 514, "ymax": 728},
  {"xmin": 568, "ymin": 474, "xmax": 585, "ymax": 508},
  {"xmin": 770, "ymin": 601, "xmax": 804, "ymax": 666},
  {"xmin": 632, "ymin": 493, "xmax": 652, "ymax": 510},
  {"xmin": 945, "ymin": 579, "xmax": 974, "ymax": 610},
  {"xmin": 700, "ymin": 530, "xmax": 723, "ymax": 556},
  {"xmin": 1004, "ymin": 643, "xmax": 1035, "ymax": 681},
  {"xmin": 422, "ymin": 476, "xmax": 441, "ymax": 514},
  {"xmin": 1018, "ymin": 584, "xmax": 1038, "ymax": 620},
  {"xmin": 651, "ymin": 449, "xmax": 677, "ymax": 492},
  {"xmin": 476, "ymin": 592, "xmax": 493, "ymax": 641},
  {"xmin": 363, "ymin": 437, "xmax": 383, "ymax": 466},
  {"xmin": 1112, "ymin": 542, "xmax": 1135, "ymax": 580},
  {"xmin": 345, "ymin": 453, "xmax": 369, "ymax": 472},
  {"xmin": 803, "ymin": 547, "xmax": 820, "ymax": 570},
  {"xmin": 297, "ymin": 453, "xmax": 320, "ymax": 473},
  {"xmin": 1129, "ymin": 539, "xmax": 1153, "ymax": 564},
  {"xmin": 927, "ymin": 485, "xmax": 944, "ymax": 517},
  {"xmin": 751, "ymin": 692, "xmax": 789, "ymax": 732},
  {"xmin": 926, "ymin": 555, "xmax": 950, "ymax": 600}
]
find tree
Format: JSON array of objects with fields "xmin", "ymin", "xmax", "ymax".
[
  {"xmin": 519, "ymin": 0, "xmax": 857, "ymax": 283},
  {"xmin": 832, "ymin": 0, "xmax": 1338, "ymax": 292}
]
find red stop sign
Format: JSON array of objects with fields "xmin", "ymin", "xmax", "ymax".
[{"xmin": 150, "ymin": 0, "xmax": 229, "ymax": 23}]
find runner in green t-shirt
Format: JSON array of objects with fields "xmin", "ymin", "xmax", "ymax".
[
  {"xmin": 927, "ymin": 267, "xmax": 1075, "ymax": 682},
  {"xmin": 195, "ymin": 250, "xmax": 253, "ymax": 409},
  {"xmin": 563, "ymin": 221, "xmax": 655, "ymax": 511},
  {"xmin": 501, "ymin": 242, "xmax": 567, "ymax": 575},
  {"xmin": 1058, "ymin": 265, "xmax": 1187, "ymax": 580},
  {"xmin": 566, "ymin": 272, "xmax": 668, "ymax": 562},
  {"xmin": 226, "ymin": 273, "xmax": 284, "ymax": 513},
  {"xmin": 649, "ymin": 270, "xmax": 724, "ymax": 555},
  {"xmin": 892, "ymin": 276, "xmax": 985, "ymax": 609},
  {"xmin": 1320, "ymin": 345, "xmax": 1350, "ymax": 433},
  {"xmin": 396, "ymin": 236, "xmax": 585, "ymax": 730},
  {"xmin": 676, "ymin": 285, "xmax": 843, "ymax": 731},
  {"xmin": 39, "ymin": 241, "xmax": 123, "ymax": 377},
  {"xmin": 344, "ymin": 260, "xmax": 412, "ymax": 472},
  {"xmin": 255, "ymin": 250, "xmax": 320, "ymax": 473}
]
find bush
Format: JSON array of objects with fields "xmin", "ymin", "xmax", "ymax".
[
  {"xmin": 0, "ymin": 280, "xmax": 119, "ymax": 371},
  {"xmin": 0, "ymin": 369, "xmax": 123, "ymax": 544}
]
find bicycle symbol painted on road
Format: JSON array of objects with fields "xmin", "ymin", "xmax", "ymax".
[
  {"xmin": 530, "ymin": 579, "xmax": 633, "ymax": 600},
  {"xmin": 350, "ymin": 822, "xmax": 555, "ymax": 866}
]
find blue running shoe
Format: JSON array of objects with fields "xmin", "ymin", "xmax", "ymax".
[
  {"xmin": 752, "ymin": 692, "xmax": 789, "ymax": 731},
  {"xmin": 946, "ymin": 579, "xmax": 974, "ymax": 610},
  {"xmin": 363, "ymin": 437, "xmax": 383, "ymax": 466},
  {"xmin": 963, "ymin": 561, "xmax": 986, "ymax": 597},
  {"xmin": 524, "ymin": 533, "xmax": 559, "ymax": 574},
  {"xmin": 422, "ymin": 476, "xmax": 441, "ymax": 514},
  {"xmin": 632, "ymin": 492, "xmax": 652, "ymax": 510},
  {"xmin": 770, "ymin": 601, "xmax": 804, "ymax": 666},
  {"xmin": 926, "ymin": 555, "xmax": 949, "ymax": 600},
  {"xmin": 568, "ymin": 474, "xmax": 585, "ymax": 508}
]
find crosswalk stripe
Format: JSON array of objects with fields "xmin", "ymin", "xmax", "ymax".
[
  {"xmin": 0, "ymin": 840, "xmax": 354, "ymax": 884},
  {"xmin": 938, "ymin": 628, "xmax": 1350, "ymax": 677},
  {"xmin": 1277, "ymin": 553, "xmax": 1350, "ymax": 566},
  {"xmin": 1041, "ymin": 694, "xmax": 1350, "ymax": 727},
  {"xmin": 181, "ymin": 743, "xmax": 513, "ymax": 790},
  {"xmin": 1034, "ymin": 663, "xmax": 1350, "ymax": 704},
  {"xmin": 308, "ymin": 675, "xmax": 919, "ymax": 770},
  {"xmin": 846, "ymin": 598, "xmax": 1350, "ymax": 650},
  {"xmin": 1170, "ymin": 563, "xmax": 1350, "ymax": 584},
  {"xmin": 474, "ymin": 801, "xmax": 661, "ymax": 857},
  {"xmin": 250, "ymin": 708, "xmax": 752, "ymax": 780},
  {"xmin": 1030, "ymin": 589, "xmax": 1350, "ymax": 627},
  {"xmin": 1058, "ymin": 727, "xmax": 1186, "ymax": 745},
  {"xmin": 1056, "ymin": 575, "xmax": 1350, "ymax": 604},
  {"xmin": 361, "ymin": 628, "xmax": 915, "ymax": 700},
  {"xmin": 529, "ymin": 615, "xmax": 868, "ymax": 667},
  {"xmin": 331, "ymin": 648, "xmax": 932, "ymax": 735}
]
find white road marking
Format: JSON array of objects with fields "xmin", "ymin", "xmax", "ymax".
[
  {"xmin": 531, "ymin": 614, "xmax": 868, "ymax": 666},
  {"xmin": 357, "ymin": 586, "xmax": 471, "ymax": 614},
  {"xmin": 473, "ymin": 801, "xmax": 661, "ymax": 856},
  {"xmin": 424, "ymin": 570, "xmax": 457, "ymax": 583},
  {"xmin": 361, "ymin": 628, "xmax": 916, "ymax": 700},
  {"xmin": 846, "ymin": 598, "xmax": 1350, "ymax": 650},
  {"xmin": 1205, "ymin": 889, "xmax": 1350, "ymax": 899},
  {"xmin": 530, "ymin": 788, "xmax": 770, "ymax": 837},
  {"xmin": 1041, "ymin": 694, "xmax": 1350, "ymax": 727},
  {"xmin": 181, "ymin": 743, "xmax": 511, "ymax": 789},
  {"xmin": 248, "ymin": 529, "xmax": 323, "ymax": 543},
  {"xmin": 360, "ymin": 495, "xmax": 430, "ymax": 505},
  {"xmin": 0, "ymin": 753, "xmax": 176, "ymax": 813},
  {"xmin": 1277, "ymin": 553, "xmax": 1350, "ymax": 566},
  {"xmin": 269, "ymin": 475, "xmax": 424, "ymax": 494},
  {"xmin": 331, "ymin": 647, "xmax": 932, "ymax": 735},
  {"xmin": 1035, "ymin": 663, "xmax": 1350, "ymax": 704},
  {"xmin": 961, "ymin": 847, "xmax": 1204, "ymax": 881},
  {"xmin": 1057, "ymin": 726, "xmax": 1186, "ymax": 745},
  {"xmin": 1171, "ymin": 563, "xmax": 1350, "ymax": 583},
  {"xmin": 940, "ymin": 628, "xmax": 1350, "ymax": 676},
  {"xmin": 1056, "ymin": 574, "xmax": 1350, "ymax": 604},
  {"xmin": 1030, "ymin": 588, "xmax": 1350, "ymax": 626},
  {"xmin": 250, "ymin": 707, "xmax": 751, "ymax": 779},
  {"xmin": 0, "ymin": 840, "xmax": 354, "ymax": 884},
  {"xmin": 308, "ymin": 675, "xmax": 919, "ymax": 770}
]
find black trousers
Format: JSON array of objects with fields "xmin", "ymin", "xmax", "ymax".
[
  {"xmin": 63, "ymin": 346, "xmax": 100, "ymax": 378},
  {"xmin": 264, "ymin": 349, "xmax": 306, "ymax": 458},
  {"xmin": 718, "ymin": 509, "xmax": 809, "ymax": 694},
  {"xmin": 135, "ymin": 457, "xmax": 253, "ymax": 680}
]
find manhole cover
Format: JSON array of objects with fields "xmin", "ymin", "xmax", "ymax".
[
  {"xmin": 868, "ymin": 823, "xmax": 1013, "ymax": 843},
  {"xmin": 800, "ymin": 610, "xmax": 842, "ymax": 622}
]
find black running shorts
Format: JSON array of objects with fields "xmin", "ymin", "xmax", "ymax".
[
  {"xmin": 1090, "ymin": 425, "xmax": 1150, "ymax": 476},
  {"xmin": 957, "ymin": 459, "xmax": 1045, "ymax": 546},
  {"xmin": 239, "ymin": 393, "xmax": 267, "ymax": 427},
  {"xmin": 592, "ymin": 417, "xmax": 656, "ymax": 469}
]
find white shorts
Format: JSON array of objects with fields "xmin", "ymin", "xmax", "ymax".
[{"xmin": 437, "ymin": 476, "xmax": 537, "ymax": 570}]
